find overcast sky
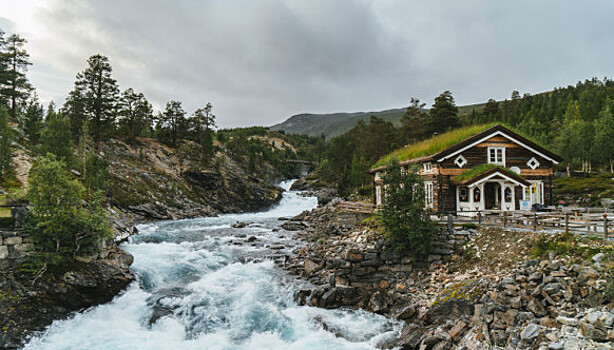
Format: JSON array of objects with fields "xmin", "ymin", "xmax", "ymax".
[{"xmin": 1, "ymin": 1, "xmax": 613, "ymax": 128}]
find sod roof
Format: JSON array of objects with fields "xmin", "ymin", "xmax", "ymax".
[
  {"xmin": 372, "ymin": 123, "xmax": 498, "ymax": 169},
  {"xmin": 371, "ymin": 123, "xmax": 562, "ymax": 172}
]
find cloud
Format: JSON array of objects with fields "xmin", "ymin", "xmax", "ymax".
[{"xmin": 3, "ymin": 0, "xmax": 614, "ymax": 127}]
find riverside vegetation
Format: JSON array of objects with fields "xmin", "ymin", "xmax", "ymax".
[{"xmin": 0, "ymin": 27, "xmax": 313, "ymax": 347}]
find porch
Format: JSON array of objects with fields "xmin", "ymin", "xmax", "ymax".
[{"xmin": 454, "ymin": 167, "xmax": 531, "ymax": 216}]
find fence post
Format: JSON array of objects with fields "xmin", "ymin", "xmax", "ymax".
[
  {"xmin": 533, "ymin": 213, "xmax": 538, "ymax": 231},
  {"xmin": 603, "ymin": 212, "xmax": 608, "ymax": 241},
  {"xmin": 565, "ymin": 213, "xmax": 570, "ymax": 235},
  {"xmin": 477, "ymin": 211, "xmax": 482, "ymax": 225},
  {"xmin": 503, "ymin": 212, "xmax": 507, "ymax": 228}
]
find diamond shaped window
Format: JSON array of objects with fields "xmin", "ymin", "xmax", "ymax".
[
  {"xmin": 455, "ymin": 155, "xmax": 467, "ymax": 168},
  {"xmin": 527, "ymin": 157, "xmax": 540, "ymax": 170}
]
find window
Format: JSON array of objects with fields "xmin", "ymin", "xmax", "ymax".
[
  {"xmin": 459, "ymin": 187, "xmax": 468, "ymax": 202},
  {"xmin": 487, "ymin": 146, "xmax": 505, "ymax": 166},
  {"xmin": 375, "ymin": 185, "xmax": 382, "ymax": 206},
  {"xmin": 454, "ymin": 155, "xmax": 467, "ymax": 168},
  {"xmin": 424, "ymin": 182, "xmax": 434, "ymax": 208},
  {"xmin": 473, "ymin": 187, "xmax": 481, "ymax": 202},
  {"xmin": 527, "ymin": 157, "xmax": 540, "ymax": 170},
  {"xmin": 524, "ymin": 181, "xmax": 544, "ymax": 204},
  {"xmin": 423, "ymin": 162, "xmax": 433, "ymax": 173},
  {"xmin": 504, "ymin": 187, "xmax": 513, "ymax": 202}
]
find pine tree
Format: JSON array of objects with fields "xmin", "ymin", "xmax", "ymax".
[
  {"xmin": 0, "ymin": 34, "xmax": 33, "ymax": 121},
  {"xmin": 118, "ymin": 88, "xmax": 152, "ymax": 143},
  {"xmin": 158, "ymin": 100, "xmax": 186, "ymax": 147},
  {"xmin": 399, "ymin": 97, "xmax": 427, "ymax": 142},
  {"xmin": 64, "ymin": 55, "xmax": 119, "ymax": 144},
  {"xmin": 427, "ymin": 91, "xmax": 459, "ymax": 135}
]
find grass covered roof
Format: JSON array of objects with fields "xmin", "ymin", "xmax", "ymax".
[{"xmin": 372, "ymin": 123, "xmax": 498, "ymax": 169}]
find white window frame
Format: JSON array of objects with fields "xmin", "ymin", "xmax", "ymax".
[
  {"xmin": 527, "ymin": 157, "xmax": 540, "ymax": 170},
  {"xmin": 454, "ymin": 155, "xmax": 467, "ymax": 168},
  {"xmin": 423, "ymin": 162, "xmax": 433, "ymax": 173},
  {"xmin": 424, "ymin": 181, "xmax": 434, "ymax": 209},
  {"xmin": 375, "ymin": 185, "xmax": 382, "ymax": 206},
  {"xmin": 523, "ymin": 180, "xmax": 544, "ymax": 204},
  {"xmin": 487, "ymin": 146, "xmax": 506, "ymax": 166}
]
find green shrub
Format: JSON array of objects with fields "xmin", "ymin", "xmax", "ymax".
[
  {"xmin": 378, "ymin": 159, "xmax": 436, "ymax": 260},
  {"xmin": 27, "ymin": 155, "xmax": 110, "ymax": 256}
]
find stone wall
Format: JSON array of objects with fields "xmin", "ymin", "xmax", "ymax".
[
  {"xmin": 0, "ymin": 230, "xmax": 34, "ymax": 268},
  {"xmin": 285, "ymin": 200, "xmax": 476, "ymax": 312}
]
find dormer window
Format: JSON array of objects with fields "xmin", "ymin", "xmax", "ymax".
[
  {"xmin": 487, "ymin": 146, "xmax": 505, "ymax": 166},
  {"xmin": 423, "ymin": 162, "xmax": 433, "ymax": 173}
]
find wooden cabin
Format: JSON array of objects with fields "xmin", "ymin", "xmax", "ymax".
[{"xmin": 369, "ymin": 124, "xmax": 564, "ymax": 215}]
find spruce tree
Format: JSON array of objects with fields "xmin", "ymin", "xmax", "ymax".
[
  {"xmin": 40, "ymin": 109, "xmax": 73, "ymax": 161},
  {"xmin": 22, "ymin": 95, "xmax": 44, "ymax": 145}
]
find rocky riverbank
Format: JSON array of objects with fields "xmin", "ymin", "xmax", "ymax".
[
  {"xmin": 281, "ymin": 201, "xmax": 614, "ymax": 349},
  {"xmin": 0, "ymin": 238, "xmax": 134, "ymax": 349}
]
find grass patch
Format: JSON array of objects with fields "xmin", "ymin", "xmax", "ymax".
[
  {"xmin": 527, "ymin": 233, "xmax": 614, "ymax": 260},
  {"xmin": 553, "ymin": 174, "xmax": 614, "ymax": 206}
]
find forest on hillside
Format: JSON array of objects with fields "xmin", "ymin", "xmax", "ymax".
[
  {"xmin": 308, "ymin": 81, "xmax": 614, "ymax": 196},
  {"xmin": 0, "ymin": 27, "xmax": 307, "ymax": 193}
]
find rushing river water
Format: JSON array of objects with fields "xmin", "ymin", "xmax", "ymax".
[{"xmin": 24, "ymin": 180, "xmax": 402, "ymax": 350}]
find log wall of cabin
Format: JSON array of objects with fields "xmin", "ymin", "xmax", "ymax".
[{"xmin": 439, "ymin": 135, "xmax": 553, "ymax": 171}]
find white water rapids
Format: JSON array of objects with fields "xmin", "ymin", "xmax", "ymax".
[{"xmin": 24, "ymin": 180, "xmax": 402, "ymax": 349}]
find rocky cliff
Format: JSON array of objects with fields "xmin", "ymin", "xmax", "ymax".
[{"xmin": 102, "ymin": 138, "xmax": 284, "ymax": 224}]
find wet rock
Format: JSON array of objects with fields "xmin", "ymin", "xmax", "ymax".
[
  {"xmin": 232, "ymin": 221, "xmax": 249, "ymax": 228},
  {"xmin": 281, "ymin": 221, "xmax": 307, "ymax": 231},
  {"xmin": 425, "ymin": 299, "xmax": 473, "ymax": 324},
  {"xmin": 395, "ymin": 324, "xmax": 426, "ymax": 350},
  {"xmin": 394, "ymin": 305, "xmax": 416, "ymax": 321}
]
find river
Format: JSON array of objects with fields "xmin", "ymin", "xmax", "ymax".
[{"xmin": 23, "ymin": 180, "xmax": 402, "ymax": 350}]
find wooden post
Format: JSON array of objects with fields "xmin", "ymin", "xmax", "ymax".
[
  {"xmin": 447, "ymin": 214, "xmax": 454, "ymax": 233},
  {"xmin": 565, "ymin": 213, "xmax": 570, "ymax": 235},
  {"xmin": 603, "ymin": 212, "xmax": 608, "ymax": 240},
  {"xmin": 533, "ymin": 213, "xmax": 538, "ymax": 231},
  {"xmin": 503, "ymin": 212, "xmax": 507, "ymax": 228},
  {"xmin": 477, "ymin": 211, "xmax": 482, "ymax": 225}
]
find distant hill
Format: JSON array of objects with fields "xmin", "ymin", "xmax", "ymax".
[
  {"xmin": 270, "ymin": 108, "xmax": 407, "ymax": 139},
  {"xmin": 270, "ymin": 103, "xmax": 488, "ymax": 139}
]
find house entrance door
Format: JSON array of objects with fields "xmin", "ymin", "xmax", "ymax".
[{"xmin": 484, "ymin": 182, "xmax": 499, "ymax": 210}]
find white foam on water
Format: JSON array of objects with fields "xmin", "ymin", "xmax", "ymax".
[{"xmin": 24, "ymin": 180, "xmax": 402, "ymax": 350}]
